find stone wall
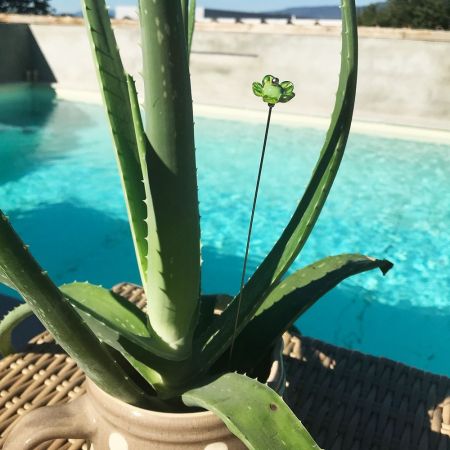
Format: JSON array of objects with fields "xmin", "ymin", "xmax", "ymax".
[{"xmin": 0, "ymin": 17, "xmax": 449, "ymax": 130}]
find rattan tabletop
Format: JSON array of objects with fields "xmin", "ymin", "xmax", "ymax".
[{"xmin": 1, "ymin": 283, "xmax": 449, "ymax": 449}]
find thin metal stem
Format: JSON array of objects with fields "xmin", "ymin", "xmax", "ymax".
[{"xmin": 229, "ymin": 104, "xmax": 274, "ymax": 364}]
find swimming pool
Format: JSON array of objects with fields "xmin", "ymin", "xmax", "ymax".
[{"xmin": 1, "ymin": 86, "xmax": 449, "ymax": 375}]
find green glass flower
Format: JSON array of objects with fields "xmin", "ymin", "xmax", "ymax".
[{"xmin": 252, "ymin": 75, "xmax": 295, "ymax": 106}]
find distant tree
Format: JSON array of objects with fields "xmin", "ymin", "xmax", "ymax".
[
  {"xmin": 0, "ymin": 0, "xmax": 52, "ymax": 15},
  {"xmin": 358, "ymin": 0, "xmax": 449, "ymax": 30},
  {"xmin": 358, "ymin": 4, "xmax": 383, "ymax": 26}
]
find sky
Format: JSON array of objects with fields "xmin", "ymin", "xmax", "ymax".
[{"xmin": 51, "ymin": 0, "xmax": 375, "ymax": 14}]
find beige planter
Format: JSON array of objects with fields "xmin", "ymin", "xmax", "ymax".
[{"xmin": 4, "ymin": 341, "xmax": 285, "ymax": 449}]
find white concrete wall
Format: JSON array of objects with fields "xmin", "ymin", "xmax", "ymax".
[
  {"xmin": 115, "ymin": 6, "xmax": 139, "ymax": 21},
  {"xmin": 5, "ymin": 22, "xmax": 449, "ymax": 130}
]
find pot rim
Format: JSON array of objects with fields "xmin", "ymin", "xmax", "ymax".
[{"xmin": 86, "ymin": 378, "xmax": 214, "ymax": 419}]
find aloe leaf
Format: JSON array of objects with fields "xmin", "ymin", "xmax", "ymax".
[
  {"xmin": 0, "ymin": 302, "xmax": 33, "ymax": 356},
  {"xmin": 63, "ymin": 288, "xmax": 159, "ymax": 384},
  {"xmin": 82, "ymin": 0, "xmax": 148, "ymax": 285},
  {"xmin": 60, "ymin": 283, "xmax": 216, "ymax": 398},
  {"xmin": 127, "ymin": 75, "xmax": 201, "ymax": 362},
  {"xmin": 126, "ymin": 75, "xmax": 152, "ymax": 199},
  {"xmin": 188, "ymin": 0, "xmax": 196, "ymax": 55},
  {"xmin": 181, "ymin": 0, "xmax": 188, "ymax": 33},
  {"xmin": 139, "ymin": 0, "xmax": 200, "ymax": 354},
  {"xmin": 229, "ymin": 254, "xmax": 393, "ymax": 372},
  {"xmin": 127, "ymin": 74, "xmax": 195, "ymax": 361},
  {"xmin": 65, "ymin": 297, "xmax": 164, "ymax": 391},
  {"xmin": 182, "ymin": 373, "xmax": 320, "ymax": 450},
  {"xmin": 195, "ymin": 0, "xmax": 358, "ymax": 372},
  {"xmin": 0, "ymin": 266, "xmax": 15, "ymax": 290},
  {"xmin": 60, "ymin": 282, "xmax": 189, "ymax": 361},
  {"xmin": 180, "ymin": 0, "xmax": 196, "ymax": 54},
  {"xmin": 0, "ymin": 212, "xmax": 149, "ymax": 406}
]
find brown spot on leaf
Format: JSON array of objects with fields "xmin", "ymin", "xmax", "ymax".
[{"xmin": 269, "ymin": 403, "xmax": 277, "ymax": 411}]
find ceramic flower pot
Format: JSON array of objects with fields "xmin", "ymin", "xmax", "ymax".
[{"xmin": 4, "ymin": 340, "xmax": 285, "ymax": 450}]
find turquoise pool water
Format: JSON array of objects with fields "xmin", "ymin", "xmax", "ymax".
[{"xmin": 1, "ymin": 87, "xmax": 449, "ymax": 375}]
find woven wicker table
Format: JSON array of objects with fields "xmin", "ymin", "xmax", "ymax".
[{"xmin": 1, "ymin": 283, "xmax": 449, "ymax": 449}]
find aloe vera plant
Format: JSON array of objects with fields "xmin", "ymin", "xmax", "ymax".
[{"xmin": 0, "ymin": 0, "xmax": 394, "ymax": 447}]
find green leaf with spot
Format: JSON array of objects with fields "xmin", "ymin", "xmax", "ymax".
[{"xmin": 182, "ymin": 373, "xmax": 320, "ymax": 450}]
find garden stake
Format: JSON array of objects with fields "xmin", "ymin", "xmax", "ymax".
[
  {"xmin": 229, "ymin": 104, "xmax": 273, "ymax": 364},
  {"xmin": 230, "ymin": 76, "xmax": 296, "ymax": 363}
]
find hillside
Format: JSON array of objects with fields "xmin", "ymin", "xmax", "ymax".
[{"xmin": 272, "ymin": 4, "xmax": 388, "ymax": 20}]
